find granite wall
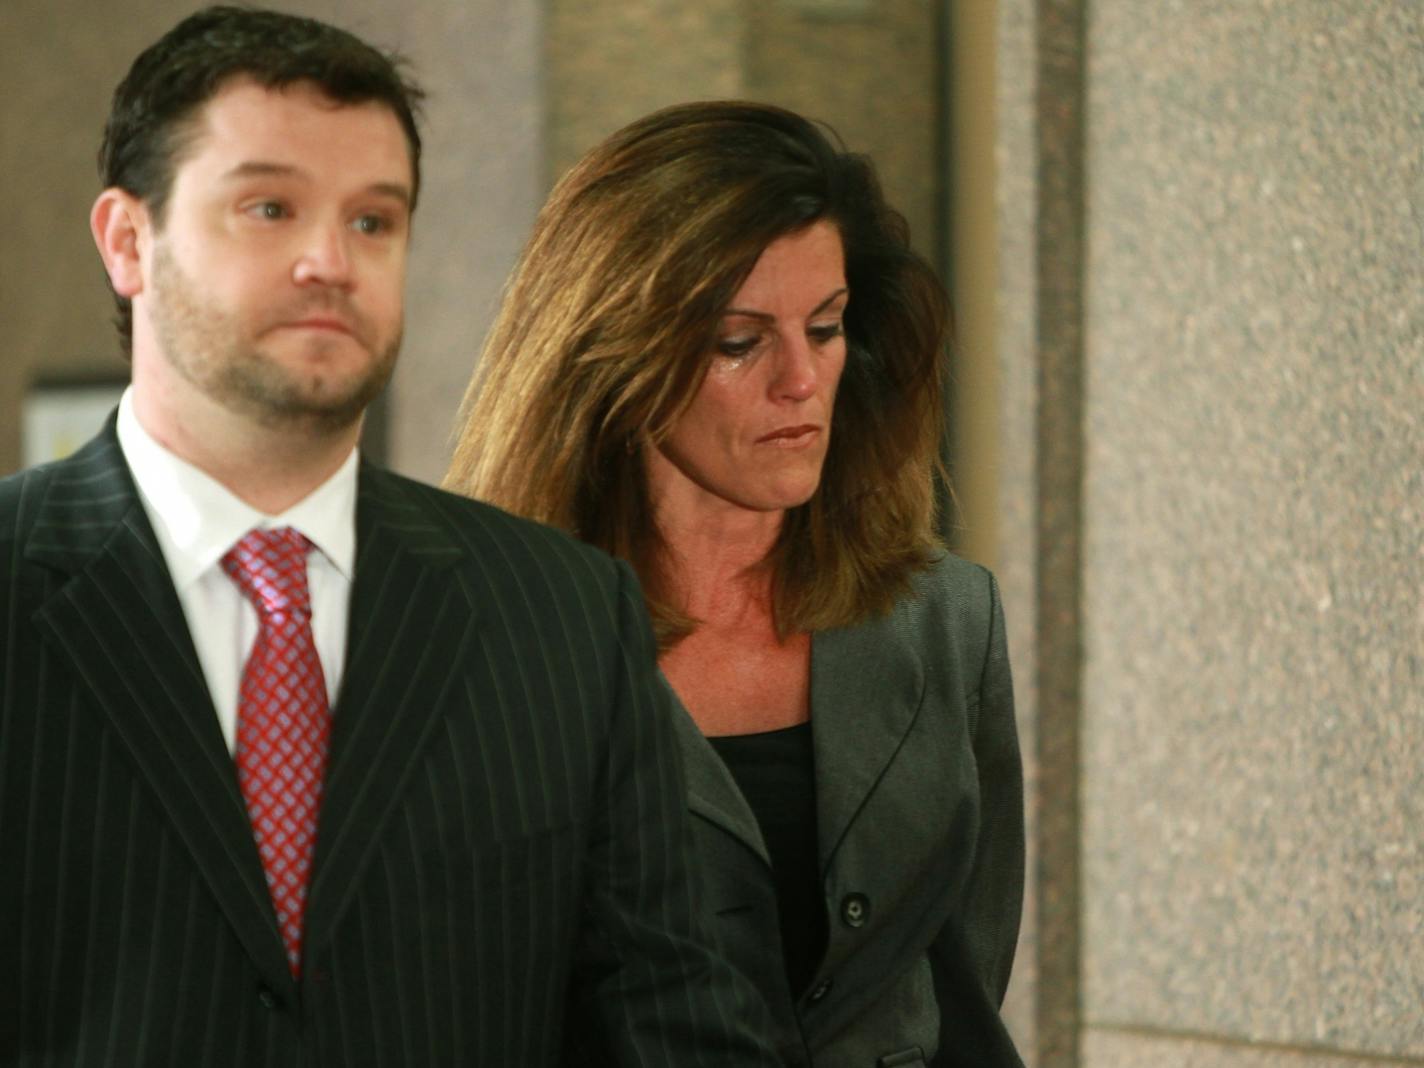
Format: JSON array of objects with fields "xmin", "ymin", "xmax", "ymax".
[{"xmin": 995, "ymin": 0, "xmax": 1423, "ymax": 1064}]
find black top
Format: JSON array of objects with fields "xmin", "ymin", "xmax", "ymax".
[{"xmin": 708, "ymin": 722, "xmax": 827, "ymax": 997}]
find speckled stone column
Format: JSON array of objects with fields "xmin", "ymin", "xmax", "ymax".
[
  {"xmin": 996, "ymin": 2, "xmax": 1418, "ymax": 1068},
  {"xmin": 1080, "ymin": 1, "xmax": 1423, "ymax": 1063},
  {"xmin": 994, "ymin": 0, "xmax": 1424, "ymax": 1065}
]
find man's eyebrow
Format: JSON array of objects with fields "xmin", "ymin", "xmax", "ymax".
[
  {"xmin": 220, "ymin": 161, "xmax": 302, "ymax": 182},
  {"xmin": 220, "ymin": 162, "xmax": 411, "ymax": 206},
  {"xmin": 368, "ymin": 182, "xmax": 412, "ymax": 207},
  {"xmin": 723, "ymin": 287, "xmax": 849, "ymax": 321}
]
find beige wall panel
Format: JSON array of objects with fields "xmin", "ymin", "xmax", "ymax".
[
  {"xmin": 744, "ymin": 0, "xmax": 941, "ymax": 259},
  {"xmin": 546, "ymin": 0, "xmax": 744, "ymax": 181},
  {"xmin": 249, "ymin": 0, "xmax": 544, "ymax": 483},
  {"xmin": 0, "ymin": 0, "xmax": 180, "ymax": 474}
]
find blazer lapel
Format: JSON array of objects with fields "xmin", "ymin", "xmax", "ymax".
[
  {"xmin": 671, "ymin": 611, "xmax": 928, "ymax": 874},
  {"xmin": 303, "ymin": 466, "xmax": 479, "ymax": 955},
  {"xmin": 671, "ymin": 694, "xmax": 771, "ymax": 867},
  {"xmin": 26, "ymin": 427, "xmax": 292, "ymax": 993},
  {"xmin": 810, "ymin": 613, "xmax": 927, "ymax": 874}
]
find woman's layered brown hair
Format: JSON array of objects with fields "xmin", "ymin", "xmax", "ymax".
[{"xmin": 445, "ymin": 101, "xmax": 950, "ymax": 647}]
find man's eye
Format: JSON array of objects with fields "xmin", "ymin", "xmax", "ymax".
[
  {"xmin": 353, "ymin": 214, "xmax": 390, "ymax": 235},
  {"xmin": 246, "ymin": 201, "xmax": 287, "ymax": 220}
]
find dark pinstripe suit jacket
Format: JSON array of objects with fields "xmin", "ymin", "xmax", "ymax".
[
  {"xmin": 674, "ymin": 556, "xmax": 1024, "ymax": 1068},
  {"xmin": 0, "ymin": 425, "xmax": 780, "ymax": 1067}
]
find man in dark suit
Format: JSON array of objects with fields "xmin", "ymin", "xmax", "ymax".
[{"xmin": 0, "ymin": 7, "xmax": 778, "ymax": 1065}]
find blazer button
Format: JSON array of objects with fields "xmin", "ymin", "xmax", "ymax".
[
  {"xmin": 256, "ymin": 986, "xmax": 281, "ymax": 1011},
  {"xmin": 808, "ymin": 977, "xmax": 834, "ymax": 1002},
  {"xmin": 841, "ymin": 892, "xmax": 870, "ymax": 928}
]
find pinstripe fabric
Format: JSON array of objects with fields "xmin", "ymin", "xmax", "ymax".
[{"xmin": 0, "ymin": 423, "xmax": 781, "ymax": 1067}]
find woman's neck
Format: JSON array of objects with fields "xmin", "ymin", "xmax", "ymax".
[{"xmin": 655, "ymin": 501, "xmax": 784, "ymax": 625}]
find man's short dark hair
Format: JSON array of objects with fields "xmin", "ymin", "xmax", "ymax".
[{"xmin": 99, "ymin": 5, "xmax": 426, "ymax": 355}]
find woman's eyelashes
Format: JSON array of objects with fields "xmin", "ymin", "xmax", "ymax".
[
  {"xmin": 714, "ymin": 320, "xmax": 845, "ymax": 360},
  {"xmin": 716, "ymin": 333, "xmax": 761, "ymax": 359}
]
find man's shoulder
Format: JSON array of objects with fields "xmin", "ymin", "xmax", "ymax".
[
  {"xmin": 0, "ymin": 424, "xmax": 138, "ymax": 555},
  {"xmin": 356, "ymin": 468, "xmax": 651, "ymax": 672},
  {"xmin": 0, "ymin": 455, "xmax": 71, "ymax": 545},
  {"xmin": 0, "ymin": 459, "xmax": 52, "ymax": 506},
  {"xmin": 0, "ymin": 459, "xmax": 81, "ymax": 613},
  {"xmin": 357, "ymin": 464, "xmax": 626, "ymax": 592}
]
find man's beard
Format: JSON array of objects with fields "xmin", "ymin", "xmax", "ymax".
[{"xmin": 147, "ymin": 244, "xmax": 401, "ymax": 435}]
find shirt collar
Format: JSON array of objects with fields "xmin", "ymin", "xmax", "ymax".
[{"xmin": 116, "ymin": 388, "xmax": 359, "ymax": 591}]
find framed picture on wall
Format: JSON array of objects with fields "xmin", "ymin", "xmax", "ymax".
[{"xmin": 21, "ymin": 378, "xmax": 128, "ymax": 470}]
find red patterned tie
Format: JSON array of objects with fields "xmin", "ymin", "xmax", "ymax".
[{"xmin": 222, "ymin": 527, "xmax": 331, "ymax": 977}]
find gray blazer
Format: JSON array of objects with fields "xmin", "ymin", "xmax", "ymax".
[{"xmin": 674, "ymin": 554, "xmax": 1025, "ymax": 1068}]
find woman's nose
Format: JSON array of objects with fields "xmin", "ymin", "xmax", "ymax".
[{"xmin": 770, "ymin": 335, "xmax": 819, "ymax": 402}]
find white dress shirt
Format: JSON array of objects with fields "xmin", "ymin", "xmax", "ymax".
[{"xmin": 116, "ymin": 389, "xmax": 357, "ymax": 754}]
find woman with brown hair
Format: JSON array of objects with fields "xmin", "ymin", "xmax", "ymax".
[{"xmin": 446, "ymin": 101, "xmax": 1024, "ymax": 1068}]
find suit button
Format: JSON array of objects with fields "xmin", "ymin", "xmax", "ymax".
[
  {"xmin": 841, "ymin": 892, "xmax": 870, "ymax": 927},
  {"xmin": 808, "ymin": 978, "xmax": 833, "ymax": 1002},
  {"xmin": 877, "ymin": 1048, "xmax": 927, "ymax": 1067},
  {"xmin": 256, "ymin": 986, "xmax": 281, "ymax": 1011}
]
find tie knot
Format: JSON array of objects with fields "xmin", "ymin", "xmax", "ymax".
[{"xmin": 222, "ymin": 527, "xmax": 315, "ymax": 617}]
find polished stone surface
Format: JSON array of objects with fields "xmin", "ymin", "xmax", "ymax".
[{"xmin": 1081, "ymin": 0, "xmax": 1423, "ymax": 1058}]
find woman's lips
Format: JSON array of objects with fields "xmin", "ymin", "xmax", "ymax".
[{"xmin": 756, "ymin": 425, "xmax": 820, "ymax": 446}]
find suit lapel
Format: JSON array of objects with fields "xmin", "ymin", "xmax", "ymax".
[
  {"xmin": 303, "ymin": 465, "xmax": 478, "ymax": 955},
  {"xmin": 27, "ymin": 427, "xmax": 293, "ymax": 993},
  {"xmin": 810, "ymin": 611, "xmax": 927, "ymax": 874},
  {"xmin": 672, "ymin": 694, "xmax": 771, "ymax": 867}
]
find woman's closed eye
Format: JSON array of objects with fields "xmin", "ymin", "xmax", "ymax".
[
  {"xmin": 716, "ymin": 333, "xmax": 762, "ymax": 359},
  {"xmin": 808, "ymin": 320, "xmax": 844, "ymax": 345}
]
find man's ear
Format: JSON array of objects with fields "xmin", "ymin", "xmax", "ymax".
[{"xmin": 90, "ymin": 188, "xmax": 151, "ymax": 298}]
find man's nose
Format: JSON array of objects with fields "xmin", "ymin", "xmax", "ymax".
[{"xmin": 292, "ymin": 222, "xmax": 353, "ymax": 288}]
